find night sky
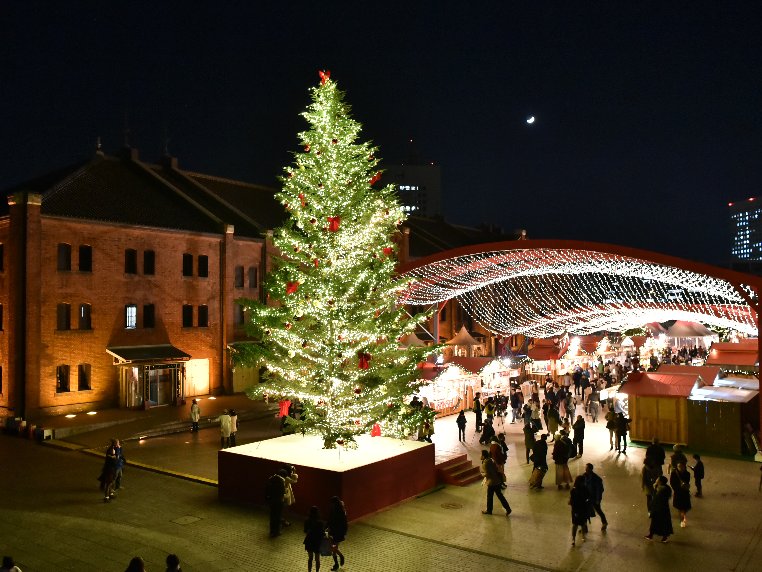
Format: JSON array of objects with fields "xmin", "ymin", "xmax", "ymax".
[{"xmin": 3, "ymin": 2, "xmax": 761, "ymax": 265}]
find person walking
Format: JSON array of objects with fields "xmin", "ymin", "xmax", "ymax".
[
  {"xmin": 645, "ymin": 438, "xmax": 666, "ymax": 474},
  {"xmin": 327, "ymin": 496, "xmax": 348, "ymax": 571},
  {"xmin": 510, "ymin": 389, "xmax": 521, "ymax": 424},
  {"xmin": 572, "ymin": 415, "xmax": 585, "ymax": 457},
  {"xmin": 265, "ymin": 469, "xmax": 287, "ymax": 537},
  {"xmin": 217, "ymin": 409, "xmax": 232, "ymax": 449},
  {"xmin": 303, "ymin": 505, "xmax": 326, "ymax": 572},
  {"xmin": 553, "ymin": 431, "xmax": 573, "ymax": 490},
  {"xmin": 583, "ymin": 463, "xmax": 608, "ymax": 531},
  {"xmin": 1, "ymin": 556, "xmax": 22, "ymax": 572},
  {"xmin": 523, "ymin": 424, "xmax": 536, "ymax": 464},
  {"xmin": 616, "ymin": 412, "xmax": 631, "ymax": 453},
  {"xmin": 645, "ymin": 475, "xmax": 674, "ymax": 543},
  {"xmin": 569, "ymin": 475, "xmax": 592, "ymax": 546},
  {"xmin": 456, "ymin": 410, "xmax": 467, "ymax": 442},
  {"xmin": 228, "ymin": 409, "xmax": 239, "ymax": 446},
  {"xmin": 669, "ymin": 444, "xmax": 688, "ymax": 472},
  {"xmin": 473, "ymin": 392, "xmax": 483, "ymax": 433},
  {"xmin": 641, "ymin": 460, "xmax": 661, "ymax": 512},
  {"xmin": 165, "ymin": 553, "xmax": 181, "ymax": 571},
  {"xmin": 690, "ymin": 454, "xmax": 704, "ymax": 497},
  {"xmin": 547, "ymin": 406, "xmax": 560, "ymax": 441},
  {"xmin": 479, "ymin": 450, "xmax": 512, "ymax": 516},
  {"xmin": 282, "ymin": 465, "xmax": 299, "ymax": 527},
  {"xmin": 489, "ymin": 436, "xmax": 507, "ymax": 484},
  {"xmin": 670, "ymin": 461, "xmax": 692, "ymax": 527},
  {"xmin": 113, "ymin": 438, "xmax": 126, "ymax": 491},
  {"xmin": 529, "ymin": 434, "xmax": 549, "ymax": 489},
  {"xmin": 190, "ymin": 399, "xmax": 201, "ymax": 432},
  {"xmin": 99, "ymin": 439, "xmax": 119, "ymax": 502},
  {"xmin": 605, "ymin": 409, "xmax": 617, "ymax": 450}
]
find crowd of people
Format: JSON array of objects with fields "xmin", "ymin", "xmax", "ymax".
[{"xmin": 463, "ymin": 362, "xmax": 720, "ymax": 547}]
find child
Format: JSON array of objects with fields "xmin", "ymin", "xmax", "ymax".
[{"xmin": 689, "ymin": 454, "xmax": 704, "ymax": 497}]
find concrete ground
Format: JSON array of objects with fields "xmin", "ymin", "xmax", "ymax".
[{"xmin": 1, "ymin": 395, "xmax": 761, "ymax": 571}]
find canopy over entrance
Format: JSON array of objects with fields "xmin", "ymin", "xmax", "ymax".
[{"xmin": 398, "ymin": 240, "xmax": 759, "ymax": 338}]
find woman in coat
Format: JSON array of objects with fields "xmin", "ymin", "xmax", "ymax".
[
  {"xmin": 552, "ymin": 431, "xmax": 572, "ymax": 490},
  {"xmin": 645, "ymin": 475, "xmax": 674, "ymax": 542},
  {"xmin": 303, "ymin": 505, "xmax": 326, "ymax": 572},
  {"xmin": 569, "ymin": 475, "xmax": 592, "ymax": 546},
  {"xmin": 572, "ymin": 415, "xmax": 585, "ymax": 457},
  {"xmin": 327, "ymin": 496, "xmax": 348, "ymax": 571},
  {"xmin": 670, "ymin": 461, "xmax": 692, "ymax": 527},
  {"xmin": 190, "ymin": 399, "xmax": 201, "ymax": 432}
]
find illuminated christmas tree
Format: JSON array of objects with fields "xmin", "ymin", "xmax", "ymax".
[{"xmin": 235, "ymin": 71, "xmax": 434, "ymax": 449}]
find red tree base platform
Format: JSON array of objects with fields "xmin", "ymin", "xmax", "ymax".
[{"xmin": 218, "ymin": 434, "xmax": 435, "ymax": 519}]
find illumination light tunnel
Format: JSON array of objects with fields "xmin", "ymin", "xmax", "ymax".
[{"xmin": 399, "ymin": 247, "xmax": 758, "ymax": 338}]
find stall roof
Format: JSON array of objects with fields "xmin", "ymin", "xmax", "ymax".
[
  {"xmin": 706, "ymin": 340, "xmax": 758, "ymax": 367},
  {"xmin": 657, "ymin": 364, "xmax": 722, "ymax": 386},
  {"xmin": 528, "ymin": 339, "xmax": 562, "ymax": 361},
  {"xmin": 577, "ymin": 335, "xmax": 603, "ymax": 355},
  {"xmin": 448, "ymin": 356, "xmax": 500, "ymax": 374},
  {"xmin": 714, "ymin": 377, "xmax": 760, "ymax": 391},
  {"xmin": 620, "ymin": 371, "xmax": 699, "ymax": 398},
  {"xmin": 621, "ymin": 335, "xmax": 647, "ymax": 349},
  {"xmin": 666, "ymin": 320, "xmax": 715, "ymax": 338},
  {"xmin": 399, "ymin": 333, "xmax": 428, "ymax": 347},
  {"xmin": 446, "ymin": 326, "xmax": 481, "ymax": 346},
  {"xmin": 689, "ymin": 386, "xmax": 758, "ymax": 403}
]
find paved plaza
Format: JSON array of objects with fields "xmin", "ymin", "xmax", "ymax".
[{"xmin": 1, "ymin": 395, "xmax": 761, "ymax": 571}]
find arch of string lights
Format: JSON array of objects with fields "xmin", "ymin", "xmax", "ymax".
[{"xmin": 399, "ymin": 248, "xmax": 758, "ymax": 338}]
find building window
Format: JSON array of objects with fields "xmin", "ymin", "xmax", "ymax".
[
  {"xmin": 234, "ymin": 265, "xmax": 244, "ymax": 288},
  {"xmin": 56, "ymin": 365, "xmax": 70, "ymax": 393},
  {"xmin": 79, "ymin": 245, "xmax": 92, "ymax": 272},
  {"xmin": 143, "ymin": 304, "xmax": 155, "ymax": 328},
  {"xmin": 182, "ymin": 253, "xmax": 193, "ymax": 277},
  {"xmin": 125, "ymin": 248, "xmax": 138, "ymax": 274},
  {"xmin": 57, "ymin": 243, "xmax": 72, "ymax": 271},
  {"xmin": 182, "ymin": 304, "xmax": 194, "ymax": 327},
  {"xmin": 198, "ymin": 305, "xmax": 209, "ymax": 327},
  {"xmin": 79, "ymin": 303, "xmax": 92, "ymax": 330},
  {"xmin": 78, "ymin": 364, "xmax": 91, "ymax": 391},
  {"xmin": 125, "ymin": 304, "xmax": 137, "ymax": 329},
  {"xmin": 144, "ymin": 250, "xmax": 155, "ymax": 275},
  {"xmin": 248, "ymin": 266, "xmax": 258, "ymax": 288},
  {"xmin": 57, "ymin": 303, "xmax": 71, "ymax": 330},
  {"xmin": 198, "ymin": 255, "xmax": 209, "ymax": 278},
  {"xmin": 233, "ymin": 304, "xmax": 244, "ymax": 326}
]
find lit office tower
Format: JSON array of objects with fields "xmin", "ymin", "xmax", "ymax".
[
  {"xmin": 729, "ymin": 197, "xmax": 762, "ymax": 272},
  {"xmin": 384, "ymin": 163, "xmax": 442, "ymax": 218}
]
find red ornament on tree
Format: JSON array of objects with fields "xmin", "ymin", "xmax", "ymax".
[
  {"xmin": 313, "ymin": 258, "xmax": 319, "ymax": 268},
  {"xmin": 369, "ymin": 172, "xmax": 382, "ymax": 185},
  {"xmin": 310, "ymin": 217, "xmax": 316, "ymax": 224},
  {"xmin": 327, "ymin": 216, "xmax": 341, "ymax": 232},
  {"xmin": 358, "ymin": 352, "xmax": 371, "ymax": 370},
  {"xmin": 304, "ymin": 144, "xmax": 310, "ymax": 152},
  {"xmin": 332, "ymin": 138, "xmax": 338, "ymax": 144},
  {"xmin": 285, "ymin": 281, "xmax": 299, "ymax": 295},
  {"xmin": 382, "ymin": 247, "xmax": 394, "ymax": 257},
  {"xmin": 371, "ymin": 423, "xmax": 381, "ymax": 437},
  {"xmin": 354, "ymin": 387, "xmax": 362, "ymax": 395},
  {"xmin": 298, "ymin": 193, "xmax": 306, "ymax": 207},
  {"xmin": 336, "ymin": 438, "xmax": 344, "ymax": 446},
  {"xmin": 319, "ymin": 69, "xmax": 331, "ymax": 85}
]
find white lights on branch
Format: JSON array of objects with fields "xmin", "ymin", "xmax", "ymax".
[{"xmin": 400, "ymin": 248, "xmax": 758, "ymax": 338}]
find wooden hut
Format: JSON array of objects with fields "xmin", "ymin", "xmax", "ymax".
[{"xmin": 620, "ymin": 371, "xmax": 700, "ymax": 445}]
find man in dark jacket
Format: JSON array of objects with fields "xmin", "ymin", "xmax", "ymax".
[
  {"xmin": 616, "ymin": 413, "xmax": 631, "ymax": 453},
  {"xmin": 266, "ymin": 470, "xmax": 287, "ymax": 537},
  {"xmin": 583, "ymin": 463, "xmax": 608, "ymax": 531},
  {"xmin": 645, "ymin": 437, "xmax": 666, "ymax": 472},
  {"xmin": 480, "ymin": 450, "xmax": 512, "ymax": 516}
]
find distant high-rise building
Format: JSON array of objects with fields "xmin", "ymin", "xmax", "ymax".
[
  {"xmin": 729, "ymin": 197, "xmax": 762, "ymax": 273},
  {"xmin": 384, "ymin": 162, "xmax": 442, "ymax": 218}
]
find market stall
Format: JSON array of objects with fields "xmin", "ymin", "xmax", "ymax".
[{"xmin": 444, "ymin": 326, "xmax": 484, "ymax": 358}]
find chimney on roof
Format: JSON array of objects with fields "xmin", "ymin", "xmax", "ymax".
[
  {"xmin": 120, "ymin": 146, "xmax": 139, "ymax": 161},
  {"xmin": 161, "ymin": 154, "xmax": 178, "ymax": 170}
]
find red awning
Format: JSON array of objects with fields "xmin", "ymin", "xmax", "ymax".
[
  {"xmin": 706, "ymin": 340, "xmax": 758, "ymax": 367},
  {"xmin": 657, "ymin": 365, "xmax": 721, "ymax": 386},
  {"xmin": 620, "ymin": 371, "xmax": 699, "ymax": 397}
]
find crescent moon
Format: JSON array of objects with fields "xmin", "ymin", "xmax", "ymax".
[{"xmin": 526, "ymin": 116, "xmax": 535, "ymax": 124}]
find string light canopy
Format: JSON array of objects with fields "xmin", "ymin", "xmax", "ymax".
[{"xmin": 399, "ymin": 243, "xmax": 759, "ymax": 338}]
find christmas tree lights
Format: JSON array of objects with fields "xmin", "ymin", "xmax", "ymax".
[
  {"xmin": 233, "ymin": 72, "xmax": 435, "ymax": 449},
  {"xmin": 400, "ymin": 248, "xmax": 757, "ymax": 338}
]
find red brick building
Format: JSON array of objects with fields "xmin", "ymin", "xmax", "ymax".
[{"xmin": 0, "ymin": 147, "xmax": 281, "ymax": 420}]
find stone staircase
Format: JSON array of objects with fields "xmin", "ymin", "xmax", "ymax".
[{"xmin": 435, "ymin": 453, "xmax": 482, "ymax": 486}]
